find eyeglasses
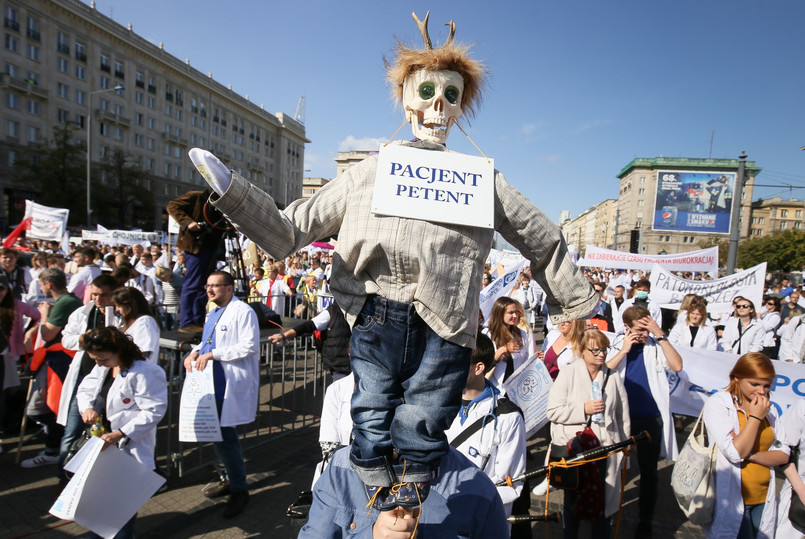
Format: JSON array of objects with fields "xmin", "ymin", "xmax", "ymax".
[
  {"xmin": 586, "ymin": 347, "xmax": 610, "ymax": 356},
  {"xmin": 765, "ymin": 301, "xmax": 775, "ymax": 306},
  {"xmin": 736, "ymin": 304, "xmax": 751, "ymax": 309}
]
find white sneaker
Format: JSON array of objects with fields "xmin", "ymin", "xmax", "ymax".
[
  {"xmin": 21, "ymin": 450, "xmax": 59, "ymax": 468},
  {"xmin": 531, "ymin": 478, "xmax": 555, "ymax": 496}
]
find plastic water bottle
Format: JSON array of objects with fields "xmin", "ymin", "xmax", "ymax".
[{"xmin": 591, "ymin": 381, "xmax": 604, "ymax": 425}]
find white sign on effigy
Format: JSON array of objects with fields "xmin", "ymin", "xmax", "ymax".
[
  {"xmin": 371, "ymin": 144, "xmax": 495, "ymax": 228},
  {"xmin": 179, "ymin": 361, "xmax": 223, "ymax": 442},
  {"xmin": 50, "ymin": 436, "xmax": 165, "ymax": 539},
  {"xmin": 503, "ymin": 354, "xmax": 553, "ymax": 438}
]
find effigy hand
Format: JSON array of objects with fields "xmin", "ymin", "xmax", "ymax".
[{"xmin": 188, "ymin": 148, "xmax": 232, "ymax": 196}]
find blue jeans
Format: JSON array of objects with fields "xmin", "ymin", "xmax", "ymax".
[
  {"xmin": 737, "ymin": 503, "xmax": 764, "ymax": 539},
  {"xmin": 348, "ymin": 295, "xmax": 471, "ymax": 486},
  {"xmin": 630, "ymin": 415, "xmax": 663, "ymax": 523},
  {"xmin": 58, "ymin": 389, "xmax": 86, "ymax": 479},
  {"xmin": 179, "ymin": 245, "xmax": 216, "ymax": 328},
  {"xmin": 213, "ymin": 399, "xmax": 248, "ymax": 492}
]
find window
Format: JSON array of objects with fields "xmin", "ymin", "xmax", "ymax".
[
  {"xmin": 164, "ymin": 123, "xmax": 171, "ymax": 134},
  {"xmin": 73, "ymin": 114, "xmax": 85, "ymax": 129},
  {"xmin": 114, "ymin": 61, "xmax": 124, "ymax": 79},
  {"xmin": 57, "ymin": 57, "xmax": 68, "ymax": 72},
  {"xmin": 75, "ymin": 64, "xmax": 85, "ymax": 80},
  {"xmin": 145, "ymin": 158, "xmax": 154, "ymax": 170},
  {"xmin": 638, "ymin": 200, "xmax": 644, "ymax": 207},
  {"xmin": 175, "ymin": 165, "xmax": 181, "ymax": 178},
  {"xmin": 796, "ymin": 222, "xmax": 803, "ymax": 230},
  {"xmin": 190, "ymin": 116, "xmax": 196, "ymax": 127},
  {"xmin": 100, "ymin": 54, "xmax": 110, "ymax": 72},
  {"xmin": 146, "ymin": 137, "xmax": 155, "ymax": 150},
  {"xmin": 797, "ymin": 210, "xmax": 803, "ymax": 218},
  {"xmin": 175, "ymin": 109, "xmax": 181, "ymax": 120},
  {"xmin": 58, "ymin": 109, "xmax": 69, "ymax": 123},
  {"xmin": 114, "ymin": 104, "xmax": 123, "ymax": 115},
  {"xmin": 163, "ymin": 143, "xmax": 171, "ymax": 155},
  {"xmin": 113, "ymin": 127, "xmax": 123, "ymax": 141},
  {"xmin": 27, "ymin": 126, "xmax": 40, "ymax": 142},
  {"xmin": 190, "ymin": 133, "xmax": 196, "ymax": 144},
  {"xmin": 100, "ymin": 76, "xmax": 109, "ymax": 90},
  {"xmin": 4, "ymin": 6, "xmax": 18, "ymax": 29},
  {"xmin": 75, "ymin": 89, "xmax": 85, "ymax": 105},
  {"xmin": 5, "ymin": 34, "xmax": 17, "ymax": 52},
  {"xmin": 6, "ymin": 120, "xmax": 18, "ymax": 137},
  {"xmin": 74, "ymin": 41, "xmax": 86, "ymax": 62},
  {"xmin": 99, "ymin": 123, "xmax": 108, "ymax": 136},
  {"xmin": 26, "ymin": 43, "xmax": 39, "ymax": 60},
  {"xmin": 780, "ymin": 221, "xmax": 788, "ymax": 230},
  {"xmin": 135, "ymin": 71, "xmax": 144, "ymax": 88},
  {"xmin": 173, "ymin": 146, "xmax": 181, "ymax": 158},
  {"xmin": 135, "ymin": 91, "xmax": 143, "ymax": 105},
  {"xmin": 165, "ymin": 104, "xmax": 172, "ymax": 116},
  {"xmin": 781, "ymin": 209, "xmax": 789, "ymax": 218},
  {"xmin": 147, "ymin": 117, "xmax": 154, "ymax": 129},
  {"xmin": 99, "ymin": 98, "xmax": 108, "ymax": 111},
  {"xmin": 57, "ymin": 83, "xmax": 69, "ymax": 99},
  {"xmin": 135, "ymin": 112, "xmax": 143, "ymax": 125},
  {"xmin": 147, "ymin": 96, "xmax": 155, "ymax": 109},
  {"xmin": 57, "ymin": 31, "xmax": 68, "ymax": 54},
  {"xmin": 5, "ymin": 63, "xmax": 17, "ymax": 77},
  {"xmin": 134, "ymin": 133, "xmax": 143, "ymax": 146},
  {"xmin": 5, "ymin": 92, "xmax": 17, "ymax": 108},
  {"xmin": 27, "ymin": 99, "xmax": 38, "ymax": 115},
  {"xmin": 25, "ymin": 71, "xmax": 38, "ymax": 84},
  {"xmin": 164, "ymin": 163, "xmax": 171, "ymax": 175}
]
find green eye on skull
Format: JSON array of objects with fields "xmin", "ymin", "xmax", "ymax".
[
  {"xmin": 445, "ymin": 86, "xmax": 459, "ymax": 104},
  {"xmin": 418, "ymin": 82, "xmax": 435, "ymax": 100}
]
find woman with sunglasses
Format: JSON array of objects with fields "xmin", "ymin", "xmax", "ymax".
[
  {"xmin": 76, "ymin": 326, "xmax": 167, "ymax": 539},
  {"xmin": 719, "ymin": 297, "xmax": 764, "ymax": 354},
  {"xmin": 547, "ymin": 328, "xmax": 629, "ymax": 538},
  {"xmin": 702, "ymin": 353, "xmax": 788, "ymax": 538},
  {"xmin": 759, "ymin": 296, "xmax": 782, "ymax": 359}
]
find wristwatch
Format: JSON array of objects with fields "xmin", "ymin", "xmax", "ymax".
[{"xmin": 655, "ymin": 335, "xmax": 668, "ymax": 342}]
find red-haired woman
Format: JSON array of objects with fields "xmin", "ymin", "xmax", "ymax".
[{"xmin": 703, "ymin": 353, "xmax": 789, "ymax": 538}]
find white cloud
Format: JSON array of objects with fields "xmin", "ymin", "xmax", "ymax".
[
  {"xmin": 539, "ymin": 154, "xmax": 562, "ymax": 163},
  {"xmin": 338, "ymin": 135, "xmax": 386, "ymax": 152},
  {"xmin": 520, "ymin": 123, "xmax": 539, "ymax": 136},
  {"xmin": 572, "ymin": 119, "xmax": 612, "ymax": 135}
]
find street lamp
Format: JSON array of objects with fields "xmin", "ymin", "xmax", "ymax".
[{"xmin": 86, "ymin": 84, "xmax": 124, "ymax": 227}]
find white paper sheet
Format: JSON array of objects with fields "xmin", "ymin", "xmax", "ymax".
[{"xmin": 179, "ymin": 361, "xmax": 222, "ymax": 442}]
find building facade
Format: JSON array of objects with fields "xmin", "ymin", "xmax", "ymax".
[
  {"xmin": 613, "ymin": 157, "xmax": 759, "ymax": 255},
  {"xmin": 301, "ymin": 176, "xmax": 328, "ymax": 200},
  {"xmin": 1, "ymin": 0, "xmax": 307, "ymax": 230},
  {"xmin": 560, "ymin": 198, "xmax": 616, "ymax": 253},
  {"xmin": 749, "ymin": 196, "xmax": 805, "ymax": 237}
]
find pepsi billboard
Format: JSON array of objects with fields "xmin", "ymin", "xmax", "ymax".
[{"xmin": 652, "ymin": 170, "xmax": 736, "ymax": 234}]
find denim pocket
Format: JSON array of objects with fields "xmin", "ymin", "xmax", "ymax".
[
  {"xmin": 353, "ymin": 312, "xmax": 377, "ymax": 334},
  {"xmin": 333, "ymin": 507, "xmax": 375, "ymax": 535}
]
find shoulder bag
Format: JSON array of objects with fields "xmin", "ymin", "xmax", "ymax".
[{"xmin": 671, "ymin": 408, "xmax": 717, "ymax": 525}]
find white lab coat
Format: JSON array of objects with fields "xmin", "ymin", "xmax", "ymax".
[
  {"xmin": 759, "ymin": 311, "xmax": 781, "ymax": 348},
  {"xmin": 76, "ymin": 360, "xmax": 167, "ymax": 468},
  {"xmin": 776, "ymin": 398, "xmax": 805, "ymax": 537},
  {"xmin": 702, "ymin": 390, "xmax": 787, "ymax": 539},
  {"xmin": 125, "ymin": 315, "xmax": 160, "ymax": 364},
  {"xmin": 719, "ymin": 317, "xmax": 764, "ymax": 354},
  {"xmin": 57, "ymin": 304, "xmax": 123, "ymax": 426},
  {"xmin": 777, "ymin": 315, "xmax": 803, "ymax": 361},
  {"xmin": 191, "ymin": 297, "xmax": 260, "ymax": 427},
  {"xmin": 542, "ymin": 329, "xmax": 575, "ymax": 370},
  {"xmin": 312, "ymin": 373, "xmax": 355, "ymax": 487},
  {"xmin": 668, "ymin": 323, "xmax": 718, "ymax": 351},
  {"xmin": 607, "ymin": 335, "xmax": 679, "ymax": 460},
  {"xmin": 483, "ymin": 326, "xmax": 537, "ymax": 394},
  {"xmin": 445, "ymin": 385, "xmax": 527, "ymax": 516},
  {"xmin": 259, "ymin": 278, "xmax": 292, "ymax": 314}
]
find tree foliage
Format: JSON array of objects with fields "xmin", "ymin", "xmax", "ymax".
[
  {"xmin": 737, "ymin": 229, "xmax": 805, "ymax": 272},
  {"xmin": 95, "ymin": 149, "xmax": 154, "ymax": 229},
  {"xmin": 696, "ymin": 237, "xmax": 730, "ymax": 268}
]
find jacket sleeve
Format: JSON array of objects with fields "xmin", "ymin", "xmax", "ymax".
[
  {"xmin": 749, "ymin": 324, "xmax": 765, "ymax": 352},
  {"xmin": 119, "ymin": 365, "xmax": 168, "ymax": 440},
  {"xmin": 704, "ymin": 327, "xmax": 718, "ymax": 351},
  {"xmin": 166, "ymin": 190, "xmax": 201, "ymax": 227},
  {"xmin": 703, "ymin": 395, "xmax": 743, "ymax": 464},
  {"xmin": 777, "ymin": 399, "xmax": 805, "ymax": 447},
  {"xmin": 60, "ymin": 306, "xmax": 87, "ymax": 351},
  {"xmin": 492, "ymin": 413, "xmax": 527, "ymax": 506},
  {"xmin": 546, "ymin": 365, "xmax": 586, "ymax": 426},
  {"xmin": 76, "ymin": 364, "xmax": 104, "ymax": 413},
  {"xmin": 493, "ymin": 172, "xmax": 597, "ymax": 324},
  {"xmin": 211, "ymin": 303, "xmax": 259, "ymax": 363}
]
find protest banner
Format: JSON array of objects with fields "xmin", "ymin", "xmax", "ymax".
[
  {"xmin": 649, "ymin": 262, "xmax": 766, "ymax": 314},
  {"xmin": 479, "ymin": 258, "xmax": 528, "ymax": 323},
  {"xmin": 50, "ymin": 437, "xmax": 165, "ymax": 538},
  {"xmin": 24, "ymin": 200, "xmax": 69, "ymax": 241},
  {"xmin": 82, "ymin": 229, "xmax": 160, "ymax": 246},
  {"xmin": 371, "ymin": 145, "xmax": 495, "ymax": 228},
  {"xmin": 582, "ymin": 245, "xmax": 718, "ymax": 276},
  {"xmin": 503, "ymin": 354, "xmax": 552, "ymax": 437},
  {"xmin": 486, "ymin": 248, "xmax": 526, "ymax": 270},
  {"xmin": 179, "ymin": 362, "xmax": 222, "ymax": 442}
]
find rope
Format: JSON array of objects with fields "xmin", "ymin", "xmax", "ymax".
[
  {"xmin": 384, "ymin": 115, "xmax": 411, "ymax": 147},
  {"xmin": 454, "ymin": 121, "xmax": 491, "ymax": 162}
]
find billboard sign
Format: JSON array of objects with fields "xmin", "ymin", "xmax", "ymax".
[{"xmin": 652, "ymin": 170, "xmax": 735, "ymax": 234}]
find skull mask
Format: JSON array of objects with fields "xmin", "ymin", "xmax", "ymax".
[{"xmin": 402, "ymin": 69, "xmax": 464, "ymax": 144}]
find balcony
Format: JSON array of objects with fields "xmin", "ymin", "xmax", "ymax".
[
  {"xmin": 26, "ymin": 29, "xmax": 40, "ymax": 41},
  {"xmin": 57, "ymin": 43, "xmax": 69, "ymax": 54},
  {"xmin": 0, "ymin": 73, "xmax": 49, "ymax": 99},
  {"xmin": 100, "ymin": 64, "xmax": 110, "ymax": 73},
  {"xmin": 75, "ymin": 51, "xmax": 86, "ymax": 62},
  {"xmin": 4, "ymin": 18, "xmax": 19, "ymax": 31},
  {"xmin": 114, "ymin": 70, "xmax": 125, "ymax": 79},
  {"xmin": 161, "ymin": 131, "xmax": 187, "ymax": 146},
  {"xmin": 96, "ymin": 109, "xmax": 131, "ymax": 127}
]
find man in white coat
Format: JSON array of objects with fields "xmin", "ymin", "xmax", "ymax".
[
  {"xmin": 606, "ymin": 305, "xmax": 682, "ymax": 538},
  {"xmin": 445, "ymin": 333, "xmax": 526, "ymax": 523},
  {"xmin": 183, "ymin": 270, "xmax": 259, "ymax": 519}
]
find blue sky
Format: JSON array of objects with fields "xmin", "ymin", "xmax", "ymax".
[{"xmin": 91, "ymin": 0, "xmax": 805, "ymax": 222}]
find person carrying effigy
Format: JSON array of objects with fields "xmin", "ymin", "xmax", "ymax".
[{"xmin": 188, "ymin": 10, "xmax": 596, "ymax": 518}]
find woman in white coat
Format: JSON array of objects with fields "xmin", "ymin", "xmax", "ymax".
[
  {"xmin": 76, "ymin": 327, "xmax": 167, "ymax": 539},
  {"xmin": 702, "ymin": 352, "xmax": 789, "ymax": 539},
  {"xmin": 776, "ymin": 398, "xmax": 805, "ymax": 537},
  {"xmin": 112, "ymin": 287, "xmax": 160, "ymax": 364},
  {"xmin": 483, "ymin": 297, "xmax": 537, "ymax": 392},
  {"xmin": 547, "ymin": 328, "xmax": 630, "ymax": 538},
  {"xmin": 719, "ymin": 297, "xmax": 764, "ymax": 355},
  {"xmin": 759, "ymin": 296, "xmax": 782, "ymax": 359},
  {"xmin": 668, "ymin": 302, "xmax": 718, "ymax": 351}
]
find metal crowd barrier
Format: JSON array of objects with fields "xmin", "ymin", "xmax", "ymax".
[{"xmin": 156, "ymin": 326, "xmax": 327, "ymax": 478}]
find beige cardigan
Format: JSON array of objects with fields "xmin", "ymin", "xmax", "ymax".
[{"xmin": 546, "ymin": 357, "xmax": 630, "ymax": 517}]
